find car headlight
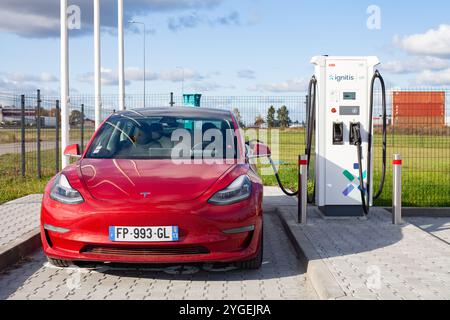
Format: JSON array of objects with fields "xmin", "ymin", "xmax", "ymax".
[
  {"xmin": 209, "ymin": 175, "xmax": 252, "ymax": 205},
  {"xmin": 50, "ymin": 174, "xmax": 84, "ymax": 205}
]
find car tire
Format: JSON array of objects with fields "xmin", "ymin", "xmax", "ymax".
[
  {"xmin": 47, "ymin": 257, "xmax": 71, "ymax": 268},
  {"xmin": 237, "ymin": 229, "xmax": 263, "ymax": 270}
]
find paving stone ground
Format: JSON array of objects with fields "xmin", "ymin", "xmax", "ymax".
[
  {"xmin": 3, "ymin": 190, "xmax": 450, "ymax": 301},
  {"xmin": 0, "ymin": 212, "xmax": 317, "ymax": 300},
  {"xmin": 0, "ymin": 194, "xmax": 42, "ymax": 249},
  {"xmin": 264, "ymin": 187, "xmax": 450, "ymax": 300}
]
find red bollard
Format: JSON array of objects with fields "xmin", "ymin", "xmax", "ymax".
[{"xmin": 298, "ymin": 155, "xmax": 308, "ymax": 224}]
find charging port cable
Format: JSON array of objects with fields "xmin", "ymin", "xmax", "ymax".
[
  {"xmin": 268, "ymin": 156, "xmax": 298, "ymax": 197},
  {"xmin": 267, "ymin": 74, "xmax": 318, "ymax": 198}
]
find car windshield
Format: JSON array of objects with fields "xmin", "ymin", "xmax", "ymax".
[{"xmin": 84, "ymin": 113, "xmax": 239, "ymax": 160}]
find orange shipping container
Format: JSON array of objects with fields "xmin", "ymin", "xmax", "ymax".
[
  {"xmin": 394, "ymin": 103, "xmax": 444, "ymax": 117},
  {"xmin": 393, "ymin": 91, "xmax": 445, "ymax": 104},
  {"xmin": 393, "ymin": 91, "xmax": 445, "ymax": 128},
  {"xmin": 393, "ymin": 116, "xmax": 445, "ymax": 128}
]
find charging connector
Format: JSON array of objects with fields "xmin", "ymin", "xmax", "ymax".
[
  {"xmin": 349, "ymin": 123, "xmax": 362, "ymax": 146},
  {"xmin": 333, "ymin": 122, "xmax": 344, "ymax": 145}
]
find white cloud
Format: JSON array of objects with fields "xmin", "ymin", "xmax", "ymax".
[
  {"xmin": 124, "ymin": 67, "xmax": 159, "ymax": 82},
  {"xmin": 1, "ymin": 72, "xmax": 58, "ymax": 83},
  {"xmin": 247, "ymin": 9, "xmax": 262, "ymax": 26},
  {"xmin": 211, "ymin": 11, "xmax": 240, "ymax": 27},
  {"xmin": 168, "ymin": 12, "xmax": 202, "ymax": 31},
  {"xmin": 167, "ymin": 11, "xmax": 241, "ymax": 32},
  {"xmin": 237, "ymin": 69, "xmax": 256, "ymax": 79},
  {"xmin": 78, "ymin": 68, "xmax": 131, "ymax": 86},
  {"xmin": 0, "ymin": 9, "xmax": 59, "ymax": 38},
  {"xmin": 0, "ymin": 78, "xmax": 59, "ymax": 95},
  {"xmin": 0, "ymin": 0, "xmax": 224, "ymax": 38},
  {"xmin": 394, "ymin": 24, "xmax": 450, "ymax": 58},
  {"xmin": 0, "ymin": 72, "xmax": 58, "ymax": 95},
  {"xmin": 0, "ymin": 78, "xmax": 35, "ymax": 93},
  {"xmin": 77, "ymin": 67, "xmax": 203, "ymax": 86},
  {"xmin": 39, "ymin": 72, "xmax": 58, "ymax": 82},
  {"xmin": 159, "ymin": 68, "xmax": 203, "ymax": 81},
  {"xmin": 248, "ymin": 78, "xmax": 309, "ymax": 93},
  {"xmin": 78, "ymin": 68, "xmax": 121, "ymax": 86},
  {"xmin": 415, "ymin": 68, "xmax": 450, "ymax": 86},
  {"xmin": 189, "ymin": 81, "xmax": 234, "ymax": 92},
  {"xmin": 382, "ymin": 56, "xmax": 450, "ymax": 74}
]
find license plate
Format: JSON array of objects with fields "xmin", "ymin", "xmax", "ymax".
[{"xmin": 109, "ymin": 226, "xmax": 179, "ymax": 242}]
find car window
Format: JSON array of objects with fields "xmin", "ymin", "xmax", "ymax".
[{"xmin": 85, "ymin": 114, "xmax": 238, "ymax": 160}]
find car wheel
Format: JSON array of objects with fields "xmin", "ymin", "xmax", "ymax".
[
  {"xmin": 237, "ymin": 229, "xmax": 263, "ymax": 270},
  {"xmin": 47, "ymin": 257, "xmax": 71, "ymax": 268}
]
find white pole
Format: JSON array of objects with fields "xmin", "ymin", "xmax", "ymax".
[
  {"xmin": 118, "ymin": 0, "xmax": 125, "ymax": 110},
  {"xmin": 94, "ymin": 0, "xmax": 102, "ymax": 129},
  {"xmin": 129, "ymin": 20, "xmax": 146, "ymax": 108},
  {"xmin": 143, "ymin": 23, "xmax": 146, "ymax": 108},
  {"xmin": 60, "ymin": 0, "xmax": 69, "ymax": 169}
]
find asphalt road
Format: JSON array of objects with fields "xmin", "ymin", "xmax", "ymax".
[{"xmin": 0, "ymin": 141, "xmax": 81, "ymax": 156}]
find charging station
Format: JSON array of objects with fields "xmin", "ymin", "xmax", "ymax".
[
  {"xmin": 310, "ymin": 56, "xmax": 384, "ymax": 217},
  {"xmin": 269, "ymin": 55, "xmax": 387, "ymax": 218}
]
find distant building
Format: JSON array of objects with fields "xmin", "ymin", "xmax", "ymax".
[
  {"xmin": 0, "ymin": 106, "xmax": 56, "ymax": 127},
  {"xmin": 373, "ymin": 116, "xmax": 392, "ymax": 127},
  {"xmin": 0, "ymin": 106, "xmax": 34, "ymax": 125},
  {"xmin": 289, "ymin": 123, "xmax": 305, "ymax": 129},
  {"xmin": 42, "ymin": 117, "xmax": 57, "ymax": 128},
  {"xmin": 0, "ymin": 106, "xmax": 34, "ymax": 121},
  {"xmin": 84, "ymin": 119, "xmax": 95, "ymax": 128},
  {"xmin": 246, "ymin": 125, "xmax": 262, "ymax": 129}
]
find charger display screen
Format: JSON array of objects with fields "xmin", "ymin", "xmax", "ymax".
[{"xmin": 343, "ymin": 92, "xmax": 356, "ymax": 100}]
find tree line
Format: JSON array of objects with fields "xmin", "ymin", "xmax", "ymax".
[{"xmin": 233, "ymin": 106, "xmax": 295, "ymax": 129}]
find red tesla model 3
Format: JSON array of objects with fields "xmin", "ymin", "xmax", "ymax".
[{"xmin": 41, "ymin": 108, "xmax": 269, "ymax": 269}]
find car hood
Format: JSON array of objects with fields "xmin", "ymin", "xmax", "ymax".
[{"xmin": 79, "ymin": 159, "xmax": 235, "ymax": 203}]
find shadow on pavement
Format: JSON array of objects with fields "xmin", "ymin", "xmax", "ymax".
[{"xmin": 0, "ymin": 252, "xmax": 45, "ymax": 300}]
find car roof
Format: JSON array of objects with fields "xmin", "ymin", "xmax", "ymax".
[{"xmin": 115, "ymin": 107, "xmax": 233, "ymax": 120}]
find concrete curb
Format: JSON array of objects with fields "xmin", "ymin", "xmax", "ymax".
[
  {"xmin": 0, "ymin": 228, "xmax": 41, "ymax": 271},
  {"xmin": 383, "ymin": 207, "xmax": 450, "ymax": 218},
  {"xmin": 276, "ymin": 208, "xmax": 346, "ymax": 300}
]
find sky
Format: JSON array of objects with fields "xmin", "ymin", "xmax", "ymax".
[{"xmin": 0, "ymin": 0, "xmax": 450, "ymax": 97}]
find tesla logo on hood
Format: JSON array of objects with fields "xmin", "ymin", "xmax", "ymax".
[{"xmin": 140, "ymin": 192, "xmax": 151, "ymax": 198}]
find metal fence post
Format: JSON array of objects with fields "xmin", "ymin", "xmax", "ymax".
[
  {"xmin": 393, "ymin": 154, "xmax": 403, "ymax": 225},
  {"xmin": 55, "ymin": 100, "xmax": 60, "ymax": 174},
  {"xmin": 21, "ymin": 95, "xmax": 26, "ymax": 178},
  {"xmin": 36, "ymin": 90, "xmax": 42, "ymax": 179},
  {"xmin": 298, "ymin": 155, "xmax": 308, "ymax": 225},
  {"xmin": 170, "ymin": 92, "xmax": 175, "ymax": 107},
  {"xmin": 80, "ymin": 104, "xmax": 85, "ymax": 153}
]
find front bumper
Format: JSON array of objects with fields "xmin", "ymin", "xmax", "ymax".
[{"xmin": 41, "ymin": 195, "xmax": 263, "ymax": 264}]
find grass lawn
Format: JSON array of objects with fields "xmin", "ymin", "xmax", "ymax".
[
  {"xmin": 0, "ymin": 150, "xmax": 56, "ymax": 204},
  {"xmin": 253, "ymin": 129, "xmax": 450, "ymax": 207},
  {"xmin": 0, "ymin": 129, "xmax": 449, "ymax": 206}
]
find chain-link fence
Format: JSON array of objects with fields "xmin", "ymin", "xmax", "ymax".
[{"xmin": 0, "ymin": 90, "xmax": 449, "ymax": 207}]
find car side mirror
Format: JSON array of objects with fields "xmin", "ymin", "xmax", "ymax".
[
  {"xmin": 64, "ymin": 144, "xmax": 81, "ymax": 158},
  {"xmin": 248, "ymin": 142, "xmax": 271, "ymax": 159}
]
